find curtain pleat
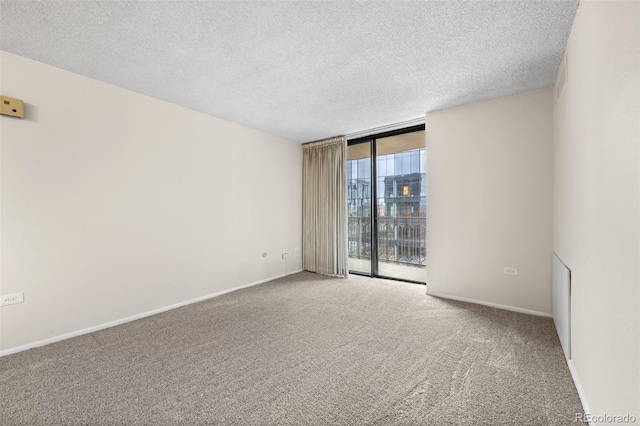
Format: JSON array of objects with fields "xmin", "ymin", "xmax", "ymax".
[{"xmin": 302, "ymin": 136, "xmax": 348, "ymax": 277}]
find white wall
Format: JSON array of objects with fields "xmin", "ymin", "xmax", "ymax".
[
  {"xmin": 554, "ymin": 0, "xmax": 639, "ymax": 419},
  {"xmin": 0, "ymin": 52, "xmax": 303, "ymax": 351},
  {"xmin": 425, "ymin": 88, "xmax": 554, "ymax": 315}
]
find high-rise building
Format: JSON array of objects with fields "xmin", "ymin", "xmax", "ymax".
[{"xmin": 347, "ymin": 148, "xmax": 426, "ymax": 268}]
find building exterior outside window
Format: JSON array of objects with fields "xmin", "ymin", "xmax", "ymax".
[{"xmin": 347, "ymin": 147, "xmax": 426, "ymax": 268}]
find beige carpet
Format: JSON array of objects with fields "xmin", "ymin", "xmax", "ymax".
[{"xmin": 0, "ymin": 272, "xmax": 585, "ymax": 425}]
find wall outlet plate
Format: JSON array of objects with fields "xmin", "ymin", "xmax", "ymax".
[
  {"xmin": 0, "ymin": 96, "xmax": 25, "ymax": 118},
  {"xmin": 1, "ymin": 292, "xmax": 24, "ymax": 306},
  {"xmin": 504, "ymin": 267, "xmax": 519, "ymax": 276}
]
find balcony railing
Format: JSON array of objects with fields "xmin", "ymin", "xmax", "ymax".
[{"xmin": 347, "ymin": 216, "xmax": 426, "ymax": 268}]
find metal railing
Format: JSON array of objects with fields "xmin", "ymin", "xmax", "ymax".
[{"xmin": 347, "ymin": 216, "xmax": 426, "ymax": 268}]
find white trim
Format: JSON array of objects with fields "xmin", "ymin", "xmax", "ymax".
[
  {"xmin": 345, "ymin": 117, "xmax": 425, "ymax": 140},
  {"xmin": 425, "ymin": 291, "xmax": 553, "ymax": 318},
  {"xmin": 0, "ymin": 269, "xmax": 304, "ymax": 357},
  {"xmin": 566, "ymin": 358, "xmax": 593, "ymax": 424}
]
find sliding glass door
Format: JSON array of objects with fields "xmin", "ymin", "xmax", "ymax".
[
  {"xmin": 346, "ymin": 141, "xmax": 372, "ymax": 275},
  {"xmin": 347, "ymin": 127, "xmax": 426, "ymax": 283}
]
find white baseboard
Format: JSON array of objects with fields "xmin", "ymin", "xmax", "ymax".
[
  {"xmin": 425, "ymin": 291, "xmax": 553, "ymax": 318},
  {"xmin": 0, "ymin": 269, "xmax": 304, "ymax": 357},
  {"xmin": 566, "ymin": 358, "xmax": 593, "ymax": 424}
]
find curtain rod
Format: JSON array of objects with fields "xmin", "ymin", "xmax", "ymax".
[
  {"xmin": 302, "ymin": 136, "xmax": 345, "ymax": 148},
  {"xmin": 345, "ymin": 117, "xmax": 425, "ymax": 141}
]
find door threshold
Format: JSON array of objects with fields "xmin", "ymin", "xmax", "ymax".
[{"xmin": 348, "ymin": 271, "xmax": 426, "ymax": 285}]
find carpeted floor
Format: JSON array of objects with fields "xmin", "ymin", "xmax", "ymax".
[{"xmin": 0, "ymin": 271, "xmax": 585, "ymax": 425}]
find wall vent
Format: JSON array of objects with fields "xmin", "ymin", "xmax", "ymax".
[
  {"xmin": 556, "ymin": 55, "xmax": 568, "ymax": 100},
  {"xmin": 552, "ymin": 253, "xmax": 571, "ymax": 360}
]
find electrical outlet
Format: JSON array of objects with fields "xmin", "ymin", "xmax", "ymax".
[
  {"xmin": 1, "ymin": 292, "xmax": 24, "ymax": 306},
  {"xmin": 504, "ymin": 267, "xmax": 519, "ymax": 276},
  {"xmin": 0, "ymin": 96, "xmax": 25, "ymax": 118},
  {"xmin": 282, "ymin": 253, "xmax": 289, "ymax": 260},
  {"xmin": 283, "ymin": 249, "xmax": 289, "ymax": 254},
  {"xmin": 262, "ymin": 252, "xmax": 267, "ymax": 258}
]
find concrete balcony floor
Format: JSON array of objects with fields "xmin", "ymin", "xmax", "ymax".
[{"xmin": 348, "ymin": 257, "xmax": 426, "ymax": 283}]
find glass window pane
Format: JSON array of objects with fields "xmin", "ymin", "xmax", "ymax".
[
  {"xmin": 375, "ymin": 131, "xmax": 426, "ymax": 282},
  {"xmin": 347, "ymin": 142, "xmax": 372, "ymax": 275},
  {"xmin": 395, "ymin": 156, "xmax": 403, "ymax": 175},
  {"xmin": 377, "ymin": 158, "xmax": 386, "ymax": 176},
  {"xmin": 410, "ymin": 152, "xmax": 419, "ymax": 173}
]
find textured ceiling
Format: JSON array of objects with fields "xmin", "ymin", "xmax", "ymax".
[{"xmin": 0, "ymin": 1, "xmax": 578, "ymax": 143}]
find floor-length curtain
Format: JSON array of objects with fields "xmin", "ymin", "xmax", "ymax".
[{"xmin": 303, "ymin": 136, "xmax": 348, "ymax": 277}]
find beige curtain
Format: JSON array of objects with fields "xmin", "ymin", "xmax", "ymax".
[{"xmin": 303, "ymin": 136, "xmax": 348, "ymax": 277}]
